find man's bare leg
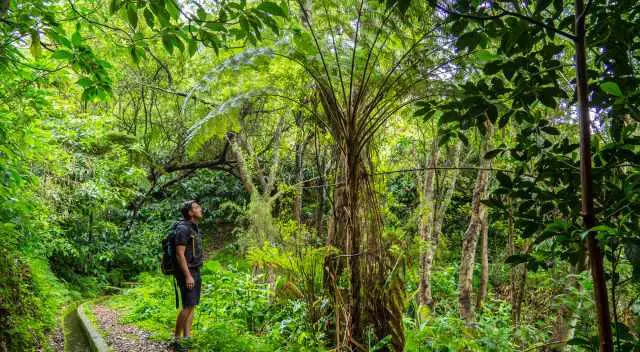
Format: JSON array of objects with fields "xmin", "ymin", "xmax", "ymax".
[
  {"xmin": 183, "ymin": 307, "xmax": 195, "ymax": 337},
  {"xmin": 174, "ymin": 308, "xmax": 190, "ymax": 339}
]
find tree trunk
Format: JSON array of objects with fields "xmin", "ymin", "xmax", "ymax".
[
  {"xmin": 458, "ymin": 129, "xmax": 492, "ymax": 322},
  {"xmin": 476, "ymin": 210, "xmax": 489, "ymax": 310},
  {"xmin": 315, "ymin": 173, "xmax": 327, "ymax": 235},
  {"xmin": 418, "ymin": 146, "xmax": 439, "ymax": 309},
  {"xmin": 512, "ymin": 261, "xmax": 528, "ymax": 328},
  {"xmin": 417, "ymin": 143, "xmax": 463, "ymax": 312},
  {"xmin": 323, "ymin": 151, "xmax": 347, "ymax": 349},
  {"xmin": 345, "ymin": 149, "xmax": 363, "ymax": 347},
  {"xmin": 574, "ymin": 0, "xmax": 613, "ymax": 349},
  {"xmin": 293, "ymin": 112, "xmax": 306, "ymax": 223},
  {"xmin": 508, "ymin": 200, "xmax": 518, "ymax": 324}
]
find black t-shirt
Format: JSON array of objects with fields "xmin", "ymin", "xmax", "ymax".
[{"xmin": 173, "ymin": 219, "xmax": 203, "ymax": 269}]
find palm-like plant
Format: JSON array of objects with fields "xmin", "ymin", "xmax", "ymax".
[{"xmin": 184, "ymin": 1, "xmax": 463, "ymax": 349}]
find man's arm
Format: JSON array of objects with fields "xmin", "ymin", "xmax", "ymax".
[{"xmin": 175, "ymin": 245, "xmax": 194, "ymax": 289}]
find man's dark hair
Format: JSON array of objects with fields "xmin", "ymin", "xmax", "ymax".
[{"xmin": 180, "ymin": 200, "xmax": 197, "ymax": 219}]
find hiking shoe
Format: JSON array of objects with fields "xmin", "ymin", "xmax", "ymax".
[{"xmin": 170, "ymin": 339, "xmax": 188, "ymax": 352}]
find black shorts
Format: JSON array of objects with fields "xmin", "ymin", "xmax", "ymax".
[{"xmin": 175, "ymin": 268, "xmax": 201, "ymax": 308}]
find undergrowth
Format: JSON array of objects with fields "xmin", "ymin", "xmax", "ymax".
[
  {"xmin": 104, "ymin": 247, "xmax": 555, "ymax": 351},
  {"xmin": 106, "ymin": 248, "xmax": 326, "ymax": 352},
  {"xmin": 0, "ymin": 253, "xmax": 78, "ymax": 351}
]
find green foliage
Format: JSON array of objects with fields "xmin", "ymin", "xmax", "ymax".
[
  {"xmin": 405, "ymin": 266, "xmax": 529, "ymax": 351},
  {"xmin": 106, "ymin": 251, "xmax": 326, "ymax": 351},
  {"xmin": 0, "ymin": 253, "xmax": 75, "ymax": 351},
  {"xmin": 1, "ymin": 0, "xmax": 639, "ymax": 350}
]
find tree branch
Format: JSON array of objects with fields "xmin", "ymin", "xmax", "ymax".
[{"xmin": 433, "ymin": 2, "xmax": 577, "ymax": 41}]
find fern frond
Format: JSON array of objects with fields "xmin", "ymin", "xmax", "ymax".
[
  {"xmin": 181, "ymin": 48, "xmax": 275, "ymax": 116},
  {"xmin": 185, "ymin": 90, "xmax": 268, "ymax": 155}
]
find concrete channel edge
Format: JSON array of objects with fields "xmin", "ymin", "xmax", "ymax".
[{"xmin": 76, "ymin": 302, "xmax": 111, "ymax": 352}]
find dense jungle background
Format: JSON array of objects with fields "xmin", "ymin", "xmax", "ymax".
[{"xmin": 1, "ymin": 0, "xmax": 639, "ymax": 350}]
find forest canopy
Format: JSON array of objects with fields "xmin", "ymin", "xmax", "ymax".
[{"xmin": 1, "ymin": 0, "xmax": 639, "ymax": 351}]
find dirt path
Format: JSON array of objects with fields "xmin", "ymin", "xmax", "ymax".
[{"xmin": 92, "ymin": 304, "xmax": 171, "ymax": 352}]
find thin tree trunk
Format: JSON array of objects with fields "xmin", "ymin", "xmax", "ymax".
[
  {"xmin": 459, "ymin": 129, "xmax": 492, "ymax": 322},
  {"xmin": 417, "ymin": 143, "xmax": 463, "ymax": 312},
  {"xmin": 432, "ymin": 143, "xmax": 464, "ymax": 249},
  {"xmin": 476, "ymin": 210, "xmax": 489, "ymax": 310},
  {"xmin": 228, "ymin": 134, "xmax": 255, "ymax": 194},
  {"xmin": 512, "ymin": 261, "xmax": 528, "ymax": 328},
  {"xmin": 418, "ymin": 146, "xmax": 439, "ymax": 308},
  {"xmin": 574, "ymin": 0, "xmax": 613, "ymax": 349},
  {"xmin": 293, "ymin": 144, "xmax": 304, "ymax": 222}
]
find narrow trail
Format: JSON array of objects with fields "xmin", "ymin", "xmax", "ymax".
[{"xmin": 91, "ymin": 304, "xmax": 171, "ymax": 352}]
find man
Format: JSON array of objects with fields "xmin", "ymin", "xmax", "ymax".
[{"xmin": 172, "ymin": 200, "xmax": 204, "ymax": 351}]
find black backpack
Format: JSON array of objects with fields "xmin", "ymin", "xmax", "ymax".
[{"xmin": 161, "ymin": 221, "xmax": 180, "ymax": 275}]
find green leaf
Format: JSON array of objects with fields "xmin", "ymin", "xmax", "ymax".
[
  {"xmin": 580, "ymin": 225, "xmax": 616, "ymax": 240},
  {"xmin": 293, "ymin": 31, "xmax": 314, "ymax": 54},
  {"xmin": 473, "ymin": 49, "xmax": 497, "ymax": 62},
  {"xmin": 483, "ymin": 61, "xmax": 501, "ymax": 75},
  {"xmin": 129, "ymin": 45, "xmax": 140, "ymax": 63},
  {"xmin": 143, "ymin": 7, "xmax": 154, "ymax": 28},
  {"xmin": 261, "ymin": 14, "xmax": 279, "ymax": 34},
  {"xmin": 537, "ymin": 96, "xmax": 555, "ymax": 109},
  {"xmin": 171, "ymin": 35, "xmax": 185, "ymax": 53},
  {"xmin": 486, "ymin": 104, "xmax": 498, "ymax": 123},
  {"xmin": 456, "ymin": 31, "xmax": 483, "ymax": 52},
  {"xmin": 76, "ymin": 77, "xmax": 93, "ymax": 88},
  {"xmin": 414, "ymin": 107, "xmax": 430, "ymax": 117},
  {"xmin": 161, "ymin": 33, "xmax": 173, "ymax": 53},
  {"xmin": 52, "ymin": 50, "xmax": 73, "ymax": 60},
  {"xmin": 535, "ymin": 0, "xmax": 552, "ymax": 13},
  {"xmin": 197, "ymin": 6, "xmax": 207, "ymax": 21},
  {"xmin": 505, "ymin": 254, "xmax": 533, "ymax": 265},
  {"xmin": 541, "ymin": 126, "xmax": 560, "ymax": 135},
  {"xmin": 239, "ymin": 15, "xmax": 251, "ymax": 36},
  {"xmin": 498, "ymin": 110, "xmax": 512, "ymax": 128},
  {"xmin": 457, "ymin": 131, "xmax": 469, "ymax": 146},
  {"xmin": 150, "ymin": 0, "xmax": 170, "ymax": 27},
  {"xmin": 110, "ymin": 0, "xmax": 121, "ymax": 14},
  {"xmin": 484, "ymin": 148, "xmax": 504, "ymax": 160},
  {"xmin": 71, "ymin": 31, "xmax": 82, "ymax": 47},
  {"xmin": 496, "ymin": 172, "xmax": 511, "ymax": 188},
  {"xmin": 440, "ymin": 111, "xmax": 458, "ymax": 123},
  {"xmin": 450, "ymin": 19, "xmax": 468, "ymax": 35},
  {"xmin": 29, "ymin": 30, "xmax": 42, "ymax": 58},
  {"xmin": 438, "ymin": 132, "xmax": 452, "ymax": 147},
  {"xmin": 600, "ymin": 81, "xmax": 623, "ymax": 97},
  {"xmin": 127, "ymin": 4, "xmax": 138, "ymax": 29},
  {"xmin": 567, "ymin": 337, "xmax": 591, "ymax": 347},
  {"xmin": 166, "ymin": 0, "xmax": 180, "ymax": 20},
  {"xmin": 256, "ymin": 1, "xmax": 287, "ymax": 17},
  {"xmin": 188, "ymin": 39, "xmax": 197, "ymax": 57}
]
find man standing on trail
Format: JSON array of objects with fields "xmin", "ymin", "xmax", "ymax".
[{"xmin": 172, "ymin": 200, "xmax": 204, "ymax": 351}]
